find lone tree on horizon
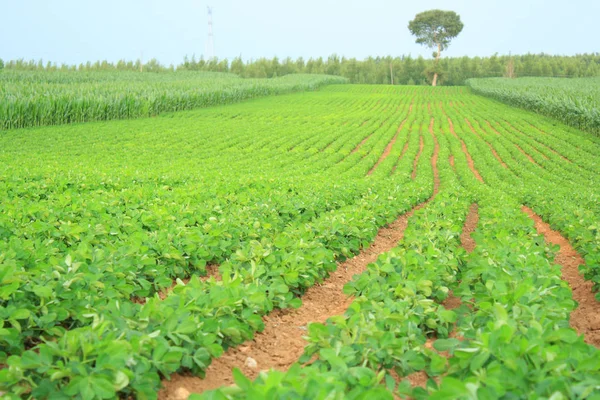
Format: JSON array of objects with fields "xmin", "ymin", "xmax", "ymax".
[{"xmin": 408, "ymin": 10, "xmax": 464, "ymax": 86}]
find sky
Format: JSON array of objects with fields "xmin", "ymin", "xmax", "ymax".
[{"xmin": 2, "ymin": 0, "xmax": 598, "ymax": 66}]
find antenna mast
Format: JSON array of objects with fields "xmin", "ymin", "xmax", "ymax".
[{"xmin": 206, "ymin": 6, "xmax": 215, "ymax": 60}]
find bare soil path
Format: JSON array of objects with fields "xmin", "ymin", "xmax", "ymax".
[{"xmin": 523, "ymin": 206, "xmax": 600, "ymax": 347}]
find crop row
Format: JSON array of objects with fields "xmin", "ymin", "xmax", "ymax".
[
  {"xmin": 467, "ymin": 77, "xmax": 600, "ymax": 136},
  {"xmin": 0, "ymin": 71, "xmax": 347, "ymax": 130},
  {"xmin": 197, "ymin": 97, "xmax": 600, "ymax": 398}
]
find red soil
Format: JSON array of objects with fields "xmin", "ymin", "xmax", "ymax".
[{"xmin": 523, "ymin": 206, "xmax": 600, "ymax": 347}]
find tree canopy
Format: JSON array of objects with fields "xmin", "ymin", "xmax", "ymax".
[{"xmin": 408, "ymin": 10, "xmax": 464, "ymax": 85}]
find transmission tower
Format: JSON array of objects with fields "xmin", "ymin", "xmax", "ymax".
[{"xmin": 206, "ymin": 6, "xmax": 215, "ymax": 60}]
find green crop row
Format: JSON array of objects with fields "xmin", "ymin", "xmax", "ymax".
[
  {"xmin": 0, "ymin": 71, "xmax": 347, "ymax": 130},
  {"xmin": 467, "ymin": 77, "xmax": 600, "ymax": 136}
]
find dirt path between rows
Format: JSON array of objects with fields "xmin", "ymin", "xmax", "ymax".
[
  {"xmin": 462, "ymin": 118, "xmax": 507, "ymax": 169},
  {"xmin": 504, "ymin": 120, "xmax": 572, "ymax": 164},
  {"xmin": 515, "ymin": 144, "xmax": 540, "ymax": 166},
  {"xmin": 523, "ymin": 206, "xmax": 600, "ymax": 347},
  {"xmin": 391, "ymin": 133, "xmax": 411, "ymax": 175},
  {"xmin": 460, "ymin": 204, "xmax": 479, "ymax": 253},
  {"xmin": 159, "ymin": 209, "xmax": 417, "ymax": 398},
  {"xmin": 351, "ymin": 134, "xmax": 372, "ymax": 154},
  {"xmin": 447, "ymin": 118, "xmax": 484, "ymax": 183},
  {"xmin": 159, "ymin": 118, "xmax": 441, "ymax": 400},
  {"xmin": 368, "ymin": 117, "xmax": 409, "ymax": 175}
]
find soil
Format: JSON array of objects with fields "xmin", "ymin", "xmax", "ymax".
[
  {"xmin": 460, "ymin": 204, "xmax": 479, "ymax": 253},
  {"xmin": 447, "ymin": 117, "xmax": 484, "ymax": 182},
  {"xmin": 464, "ymin": 118, "xmax": 478, "ymax": 135},
  {"xmin": 367, "ymin": 125, "xmax": 402, "ymax": 175},
  {"xmin": 491, "ymin": 148, "xmax": 508, "ymax": 168},
  {"xmin": 523, "ymin": 206, "xmax": 600, "ymax": 347},
  {"xmin": 461, "ymin": 141, "xmax": 484, "ymax": 183},
  {"xmin": 132, "ymin": 265, "xmax": 220, "ymax": 304},
  {"xmin": 159, "ymin": 120, "xmax": 442, "ymax": 400},
  {"xmin": 462, "ymin": 117, "xmax": 508, "ymax": 169},
  {"xmin": 505, "ymin": 120, "xmax": 571, "ymax": 163},
  {"xmin": 368, "ymin": 103, "xmax": 416, "ymax": 175},
  {"xmin": 485, "ymin": 120, "xmax": 501, "ymax": 135},
  {"xmin": 514, "ymin": 144, "xmax": 539, "ymax": 166},
  {"xmin": 447, "ymin": 118, "xmax": 459, "ymax": 139},
  {"xmin": 449, "ymin": 155, "xmax": 455, "ymax": 169},
  {"xmin": 351, "ymin": 134, "xmax": 372, "ymax": 154}
]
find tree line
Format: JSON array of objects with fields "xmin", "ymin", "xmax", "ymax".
[{"xmin": 3, "ymin": 53, "xmax": 599, "ymax": 85}]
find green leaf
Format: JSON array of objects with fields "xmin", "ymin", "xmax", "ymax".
[
  {"xmin": 232, "ymin": 368, "xmax": 252, "ymax": 390},
  {"xmin": 433, "ymin": 338, "xmax": 460, "ymax": 352}
]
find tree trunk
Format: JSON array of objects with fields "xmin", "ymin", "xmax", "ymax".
[{"xmin": 432, "ymin": 42, "xmax": 441, "ymax": 86}]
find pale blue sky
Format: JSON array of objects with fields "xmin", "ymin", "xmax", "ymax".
[{"xmin": 2, "ymin": 0, "xmax": 598, "ymax": 66}]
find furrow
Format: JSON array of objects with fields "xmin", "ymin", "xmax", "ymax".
[{"xmin": 523, "ymin": 206, "xmax": 600, "ymax": 347}]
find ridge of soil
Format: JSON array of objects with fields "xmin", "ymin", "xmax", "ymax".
[
  {"xmin": 523, "ymin": 206, "xmax": 600, "ymax": 347},
  {"xmin": 159, "ymin": 120, "xmax": 442, "ymax": 400}
]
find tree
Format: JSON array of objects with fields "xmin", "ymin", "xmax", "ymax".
[{"xmin": 408, "ymin": 9, "xmax": 463, "ymax": 86}]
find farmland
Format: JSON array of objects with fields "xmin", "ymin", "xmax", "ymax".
[
  {"xmin": 0, "ymin": 71, "xmax": 345, "ymax": 130},
  {"xmin": 1, "ymin": 83, "xmax": 600, "ymax": 399},
  {"xmin": 467, "ymin": 77, "xmax": 600, "ymax": 135}
]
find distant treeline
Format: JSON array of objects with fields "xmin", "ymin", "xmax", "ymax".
[{"xmin": 3, "ymin": 53, "xmax": 600, "ymax": 85}]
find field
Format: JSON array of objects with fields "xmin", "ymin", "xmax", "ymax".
[
  {"xmin": 0, "ymin": 71, "xmax": 345, "ymax": 130},
  {"xmin": 467, "ymin": 77, "xmax": 600, "ymax": 135},
  {"xmin": 1, "ymin": 83, "xmax": 600, "ymax": 399}
]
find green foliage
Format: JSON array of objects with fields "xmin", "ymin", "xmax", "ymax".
[
  {"xmin": 1, "ymin": 84, "xmax": 600, "ymax": 398},
  {"xmin": 0, "ymin": 71, "xmax": 346, "ymax": 130},
  {"xmin": 5, "ymin": 53, "xmax": 600, "ymax": 86},
  {"xmin": 408, "ymin": 10, "xmax": 464, "ymax": 53},
  {"xmin": 195, "ymin": 85, "xmax": 600, "ymax": 399},
  {"xmin": 467, "ymin": 77, "xmax": 600, "ymax": 135}
]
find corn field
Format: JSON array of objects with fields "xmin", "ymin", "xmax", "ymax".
[
  {"xmin": 466, "ymin": 77, "xmax": 600, "ymax": 136},
  {"xmin": 0, "ymin": 71, "xmax": 346, "ymax": 130}
]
